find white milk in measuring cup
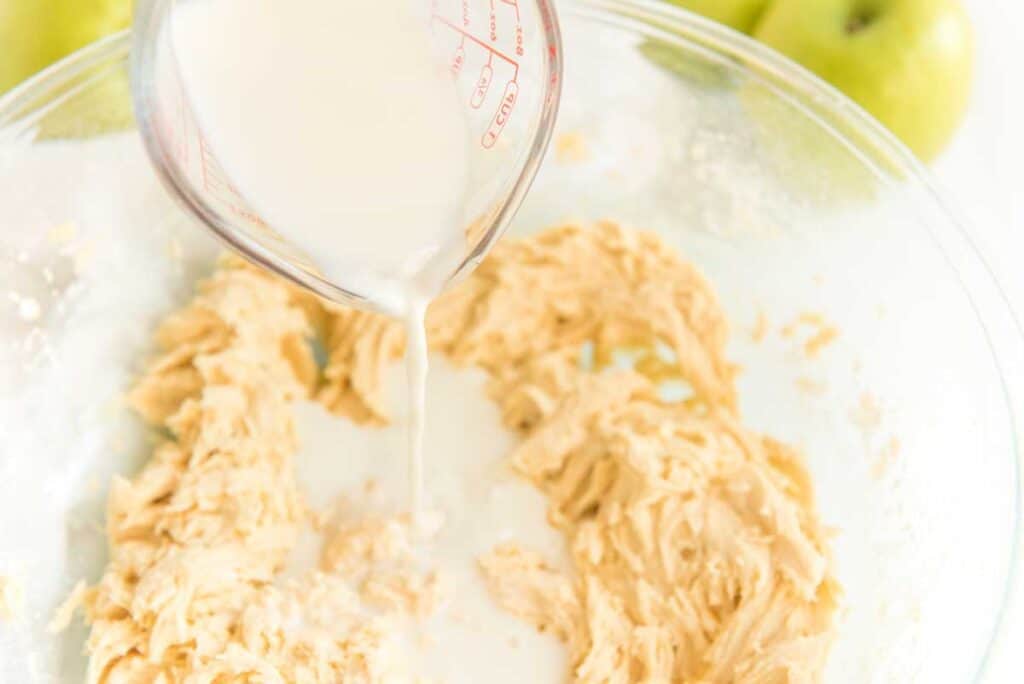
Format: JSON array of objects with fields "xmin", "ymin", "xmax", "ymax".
[
  {"xmin": 171, "ymin": 0, "xmax": 472, "ymax": 315},
  {"xmin": 171, "ymin": 0, "xmax": 471, "ymax": 517}
]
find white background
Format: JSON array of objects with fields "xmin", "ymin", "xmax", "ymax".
[
  {"xmin": 934, "ymin": 1, "xmax": 1023, "ymax": 680},
  {"xmin": 936, "ymin": 0, "xmax": 1023, "ymax": 317}
]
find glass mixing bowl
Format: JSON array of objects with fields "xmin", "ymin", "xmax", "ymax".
[{"xmin": 1, "ymin": 0, "xmax": 1021, "ymax": 681}]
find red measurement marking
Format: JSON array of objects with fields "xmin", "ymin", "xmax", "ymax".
[
  {"xmin": 540, "ymin": 0, "xmax": 558, "ymax": 48},
  {"xmin": 451, "ymin": 45, "xmax": 466, "ymax": 74},
  {"xmin": 197, "ymin": 141, "xmax": 266, "ymax": 226},
  {"xmin": 471, "ymin": 62, "xmax": 493, "ymax": 108},
  {"xmin": 431, "ymin": 15, "xmax": 519, "ymax": 75},
  {"xmin": 228, "ymin": 203, "xmax": 265, "ymax": 226},
  {"xmin": 489, "ymin": 0, "xmax": 497, "ymax": 41},
  {"xmin": 462, "ymin": 0, "xmax": 470, "ymax": 26},
  {"xmin": 200, "ymin": 144, "xmax": 237, "ymax": 197},
  {"xmin": 482, "ymin": 81, "xmax": 517, "ymax": 149}
]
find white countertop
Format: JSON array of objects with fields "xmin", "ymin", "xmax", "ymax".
[{"xmin": 935, "ymin": 2, "xmax": 1024, "ymax": 680}]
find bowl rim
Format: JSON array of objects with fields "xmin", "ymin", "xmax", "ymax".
[{"xmin": 1, "ymin": 1, "xmax": 1022, "ymax": 679}]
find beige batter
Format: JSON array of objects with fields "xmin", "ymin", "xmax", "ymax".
[{"xmin": 58, "ymin": 222, "xmax": 839, "ymax": 682}]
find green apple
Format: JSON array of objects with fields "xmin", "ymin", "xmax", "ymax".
[
  {"xmin": 752, "ymin": 0, "xmax": 974, "ymax": 161},
  {"xmin": 0, "ymin": 3, "xmax": 59, "ymax": 94},
  {"xmin": 0, "ymin": 0, "xmax": 132, "ymax": 95},
  {"xmin": 53, "ymin": 0, "xmax": 133, "ymax": 57},
  {"xmin": 666, "ymin": 0, "xmax": 773, "ymax": 34}
]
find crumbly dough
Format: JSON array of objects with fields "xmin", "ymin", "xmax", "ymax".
[
  {"xmin": 432, "ymin": 223, "xmax": 839, "ymax": 681},
  {"xmin": 781, "ymin": 312, "xmax": 840, "ymax": 359},
  {"xmin": 63, "ymin": 264, "xmax": 435, "ymax": 683},
  {"xmin": 63, "ymin": 221, "xmax": 838, "ymax": 682}
]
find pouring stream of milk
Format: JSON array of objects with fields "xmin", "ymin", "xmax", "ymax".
[{"xmin": 172, "ymin": 0, "xmax": 472, "ymax": 518}]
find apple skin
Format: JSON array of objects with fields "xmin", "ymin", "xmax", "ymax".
[
  {"xmin": 665, "ymin": 0, "xmax": 772, "ymax": 34},
  {"xmin": 0, "ymin": 0, "xmax": 132, "ymax": 95},
  {"xmin": 753, "ymin": 0, "xmax": 974, "ymax": 161},
  {"xmin": 0, "ymin": 3, "xmax": 59, "ymax": 94},
  {"xmin": 53, "ymin": 0, "xmax": 133, "ymax": 56}
]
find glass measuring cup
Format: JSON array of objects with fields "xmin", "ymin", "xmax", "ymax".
[{"xmin": 130, "ymin": 0, "xmax": 562, "ymax": 312}]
